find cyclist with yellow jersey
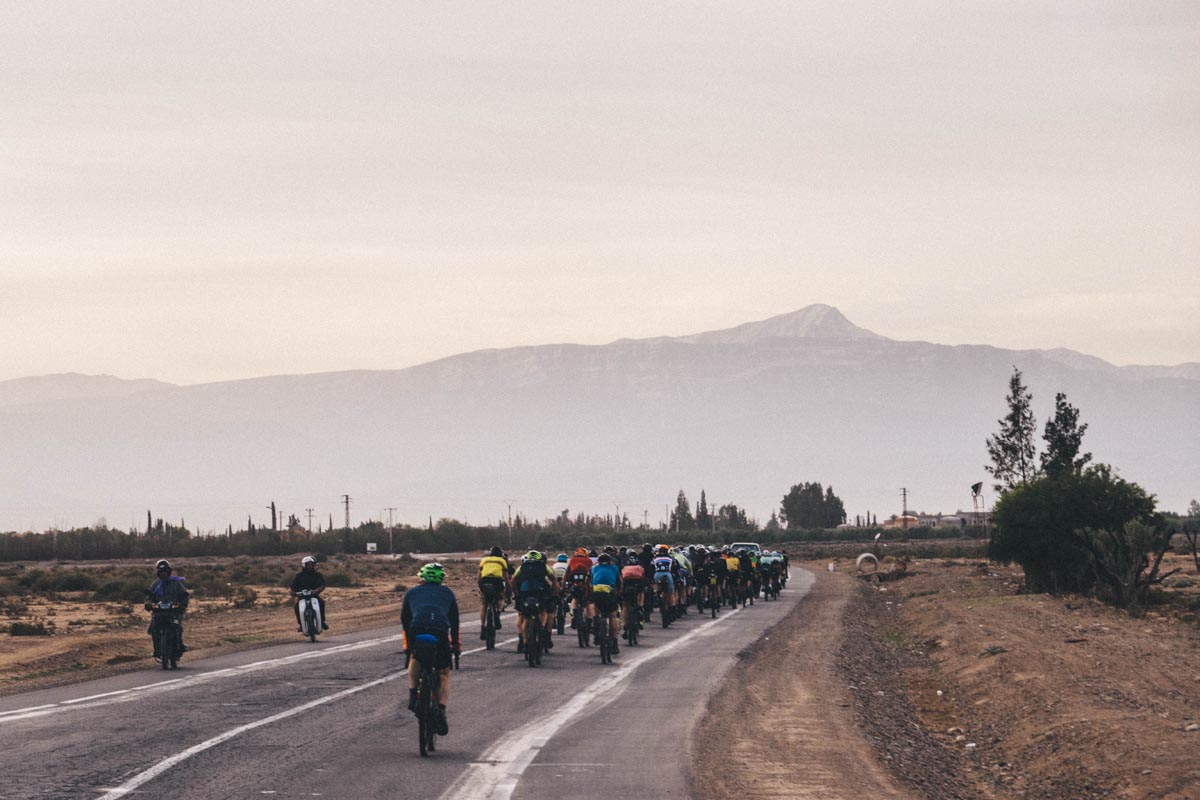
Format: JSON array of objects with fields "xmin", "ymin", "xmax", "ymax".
[{"xmin": 477, "ymin": 546, "xmax": 511, "ymax": 641}]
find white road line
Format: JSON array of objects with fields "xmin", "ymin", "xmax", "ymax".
[
  {"xmin": 0, "ymin": 613, "xmax": 517, "ymax": 725},
  {"xmin": 438, "ymin": 604, "xmax": 747, "ymax": 800},
  {"xmin": 63, "ymin": 689, "xmax": 132, "ymax": 704},
  {"xmin": 97, "ymin": 637, "xmax": 517, "ymax": 799}
]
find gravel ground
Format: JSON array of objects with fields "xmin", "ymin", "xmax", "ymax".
[{"xmin": 834, "ymin": 577, "xmax": 984, "ymax": 800}]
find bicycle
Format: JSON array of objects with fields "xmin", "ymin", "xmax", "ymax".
[
  {"xmin": 707, "ymin": 574, "xmax": 721, "ymax": 618},
  {"xmin": 482, "ymin": 586, "xmax": 503, "ymax": 650},
  {"xmin": 569, "ymin": 585, "xmax": 590, "ymax": 648},
  {"xmin": 621, "ymin": 589, "xmax": 641, "ymax": 646},
  {"xmin": 554, "ymin": 594, "xmax": 567, "ymax": 636},
  {"xmin": 593, "ymin": 606, "xmax": 617, "ymax": 664},
  {"xmin": 520, "ymin": 596, "xmax": 544, "ymax": 667},
  {"xmin": 656, "ymin": 578, "xmax": 672, "ymax": 628},
  {"xmin": 410, "ymin": 634, "xmax": 442, "ymax": 757}
]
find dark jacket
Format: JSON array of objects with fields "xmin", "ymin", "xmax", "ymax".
[
  {"xmin": 291, "ymin": 570, "xmax": 326, "ymax": 593},
  {"xmin": 149, "ymin": 575, "xmax": 189, "ymax": 609}
]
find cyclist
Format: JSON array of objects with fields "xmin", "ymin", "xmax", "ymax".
[
  {"xmin": 590, "ymin": 552, "xmax": 622, "ymax": 654},
  {"xmin": 671, "ymin": 547, "xmax": 692, "ymax": 615},
  {"xmin": 512, "ymin": 550, "xmax": 558, "ymax": 654},
  {"xmin": 638, "ymin": 543, "xmax": 656, "ymax": 616},
  {"xmin": 564, "ymin": 547, "xmax": 593, "ymax": 630},
  {"xmin": 723, "ymin": 546, "xmax": 741, "ymax": 603},
  {"xmin": 652, "ymin": 545, "xmax": 678, "ymax": 621},
  {"xmin": 736, "ymin": 548, "xmax": 755, "ymax": 602},
  {"xmin": 477, "ymin": 546, "xmax": 512, "ymax": 640},
  {"xmin": 146, "ymin": 559, "xmax": 189, "ymax": 657},
  {"xmin": 291, "ymin": 555, "xmax": 329, "ymax": 632},
  {"xmin": 401, "ymin": 563, "xmax": 460, "ymax": 735},
  {"xmin": 551, "ymin": 553, "xmax": 569, "ymax": 584},
  {"xmin": 620, "ymin": 551, "xmax": 646, "ymax": 637}
]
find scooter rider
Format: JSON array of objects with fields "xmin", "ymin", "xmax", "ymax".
[
  {"xmin": 291, "ymin": 556, "xmax": 329, "ymax": 632},
  {"xmin": 146, "ymin": 559, "xmax": 189, "ymax": 656}
]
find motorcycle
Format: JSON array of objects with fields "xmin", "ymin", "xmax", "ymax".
[
  {"xmin": 145, "ymin": 596, "xmax": 183, "ymax": 670},
  {"xmin": 296, "ymin": 588, "xmax": 324, "ymax": 642}
]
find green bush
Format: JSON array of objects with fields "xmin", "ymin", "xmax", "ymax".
[
  {"xmin": 52, "ymin": 572, "xmax": 98, "ymax": 592},
  {"xmin": 324, "ymin": 572, "xmax": 355, "ymax": 588},
  {"xmin": 10, "ymin": 620, "xmax": 52, "ymax": 636},
  {"xmin": 93, "ymin": 579, "xmax": 146, "ymax": 603}
]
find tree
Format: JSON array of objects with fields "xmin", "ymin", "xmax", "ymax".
[
  {"xmin": 990, "ymin": 464, "xmax": 1163, "ymax": 605},
  {"xmin": 985, "ymin": 367, "xmax": 1038, "ymax": 493},
  {"xmin": 1189, "ymin": 499, "xmax": 1200, "ymax": 518},
  {"xmin": 696, "ymin": 491, "xmax": 710, "ymax": 531},
  {"xmin": 671, "ymin": 490, "xmax": 695, "ymax": 531},
  {"xmin": 780, "ymin": 482, "xmax": 845, "ymax": 529},
  {"xmin": 1041, "ymin": 392, "xmax": 1091, "ymax": 477}
]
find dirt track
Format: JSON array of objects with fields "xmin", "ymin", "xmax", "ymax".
[{"xmin": 692, "ymin": 569, "xmax": 914, "ymax": 799}]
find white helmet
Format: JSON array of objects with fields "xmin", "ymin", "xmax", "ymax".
[{"xmin": 302, "ymin": 556, "xmax": 316, "ymax": 567}]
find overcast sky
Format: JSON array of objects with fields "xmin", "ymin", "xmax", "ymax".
[{"xmin": 2, "ymin": 2, "xmax": 1197, "ymax": 385}]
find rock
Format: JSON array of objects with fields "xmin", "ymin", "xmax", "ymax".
[
  {"xmin": 947, "ymin": 726, "xmax": 963, "ymax": 735},
  {"xmin": 1185, "ymin": 723, "xmax": 1200, "ymax": 732},
  {"xmin": 965, "ymin": 743, "xmax": 977, "ymax": 750},
  {"xmin": 955, "ymin": 735, "xmax": 967, "ymax": 743}
]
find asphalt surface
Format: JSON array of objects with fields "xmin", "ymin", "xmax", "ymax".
[{"xmin": 3, "ymin": 570, "xmax": 811, "ymax": 800}]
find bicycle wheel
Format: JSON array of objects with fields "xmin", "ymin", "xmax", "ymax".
[
  {"xmin": 485, "ymin": 605, "xmax": 496, "ymax": 650},
  {"xmin": 575, "ymin": 607, "xmax": 589, "ymax": 648},
  {"xmin": 556, "ymin": 603, "xmax": 566, "ymax": 636},
  {"xmin": 416, "ymin": 675, "xmax": 433, "ymax": 757},
  {"xmin": 659, "ymin": 594, "xmax": 669, "ymax": 628}
]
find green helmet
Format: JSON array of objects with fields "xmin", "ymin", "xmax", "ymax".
[
  {"xmin": 418, "ymin": 562, "xmax": 446, "ymax": 584},
  {"xmin": 523, "ymin": 550, "xmax": 545, "ymax": 562}
]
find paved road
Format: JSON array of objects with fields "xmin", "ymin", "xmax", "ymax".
[{"xmin": 3, "ymin": 571, "xmax": 811, "ymax": 800}]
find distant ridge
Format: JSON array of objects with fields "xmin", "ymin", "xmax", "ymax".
[
  {"xmin": 0, "ymin": 373, "xmax": 175, "ymax": 409},
  {"xmin": 615, "ymin": 304, "xmax": 885, "ymax": 347}
]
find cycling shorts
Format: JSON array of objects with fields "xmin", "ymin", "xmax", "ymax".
[
  {"xmin": 654, "ymin": 573, "xmax": 675, "ymax": 593},
  {"xmin": 593, "ymin": 589, "xmax": 619, "ymax": 615},
  {"xmin": 408, "ymin": 627, "xmax": 452, "ymax": 670},
  {"xmin": 479, "ymin": 577, "xmax": 506, "ymax": 598},
  {"xmin": 621, "ymin": 582, "xmax": 643, "ymax": 603}
]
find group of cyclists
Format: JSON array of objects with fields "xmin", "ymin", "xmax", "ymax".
[
  {"xmin": 142, "ymin": 543, "xmax": 788, "ymax": 743},
  {"xmin": 397, "ymin": 541, "xmax": 789, "ymax": 737}
]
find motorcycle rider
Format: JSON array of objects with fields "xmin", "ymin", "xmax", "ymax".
[
  {"xmin": 146, "ymin": 559, "xmax": 189, "ymax": 657},
  {"xmin": 291, "ymin": 555, "xmax": 329, "ymax": 632}
]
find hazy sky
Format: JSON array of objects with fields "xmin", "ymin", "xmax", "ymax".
[{"xmin": 2, "ymin": 2, "xmax": 1197, "ymax": 384}]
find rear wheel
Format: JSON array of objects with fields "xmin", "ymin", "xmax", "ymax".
[
  {"xmin": 306, "ymin": 607, "xmax": 317, "ymax": 641},
  {"xmin": 575, "ymin": 607, "xmax": 589, "ymax": 648},
  {"xmin": 484, "ymin": 604, "xmax": 496, "ymax": 650},
  {"xmin": 416, "ymin": 676, "xmax": 434, "ymax": 757}
]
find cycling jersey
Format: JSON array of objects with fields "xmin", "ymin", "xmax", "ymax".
[
  {"xmin": 401, "ymin": 583, "xmax": 460, "ymax": 633},
  {"xmin": 591, "ymin": 563, "xmax": 620, "ymax": 590},
  {"xmin": 479, "ymin": 556, "xmax": 509, "ymax": 580},
  {"xmin": 652, "ymin": 556, "xmax": 675, "ymax": 575},
  {"xmin": 566, "ymin": 555, "xmax": 593, "ymax": 581},
  {"xmin": 514, "ymin": 561, "xmax": 556, "ymax": 595},
  {"xmin": 551, "ymin": 561, "xmax": 568, "ymax": 580}
]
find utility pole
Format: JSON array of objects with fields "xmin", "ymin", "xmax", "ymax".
[
  {"xmin": 342, "ymin": 494, "xmax": 351, "ymax": 530},
  {"xmin": 900, "ymin": 488, "xmax": 909, "ymax": 532},
  {"xmin": 643, "ymin": 509, "xmax": 648, "ymax": 529},
  {"xmin": 385, "ymin": 506, "xmax": 397, "ymax": 554},
  {"xmin": 614, "ymin": 502, "xmax": 621, "ymax": 532},
  {"xmin": 305, "ymin": 508, "xmax": 314, "ymax": 538}
]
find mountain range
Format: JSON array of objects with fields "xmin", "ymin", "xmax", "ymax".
[{"xmin": 1, "ymin": 304, "xmax": 1195, "ymax": 533}]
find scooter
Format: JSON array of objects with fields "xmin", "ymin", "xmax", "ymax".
[
  {"xmin": 145, "ymin": 595, "xmax": 183, "ymax": 670},
  {"xmin": 296, "ymin": 589, "xmax": 324, "ymax": 642}
]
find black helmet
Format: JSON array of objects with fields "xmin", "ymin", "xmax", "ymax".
[
  {"xmin": 155, "ymin": 559, "xmax": 171, "ymax": 572},
  {"xmin": 642, "ymin": 543, "xmax": 652, "ymax": 552},
  {"xmin": 588, "ymin": 549, "xmax": 598, "ymax": 557},
  {"xmin": 598, "ymin": 553, "xmax": 613, "ymax": 564},
  {"xmin": 603, "ymin": 545, "xmax": 615, "ymax": 554},
  {"xmin": 489, "ymin": 546, "xmax": 503, "ymax": 557}
]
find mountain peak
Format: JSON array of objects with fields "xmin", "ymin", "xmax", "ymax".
[{"xmin": 675, "ymin": 304, "xmax": 884, "ymax": 345}]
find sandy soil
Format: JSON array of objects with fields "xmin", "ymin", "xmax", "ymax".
[
  {"xmin": 692, "ymin": 570, "xmax": 915, "ymax": 800},
  {"xmin": 0, "ymin": 556, "xmax": 478, "ymax": 696}
]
